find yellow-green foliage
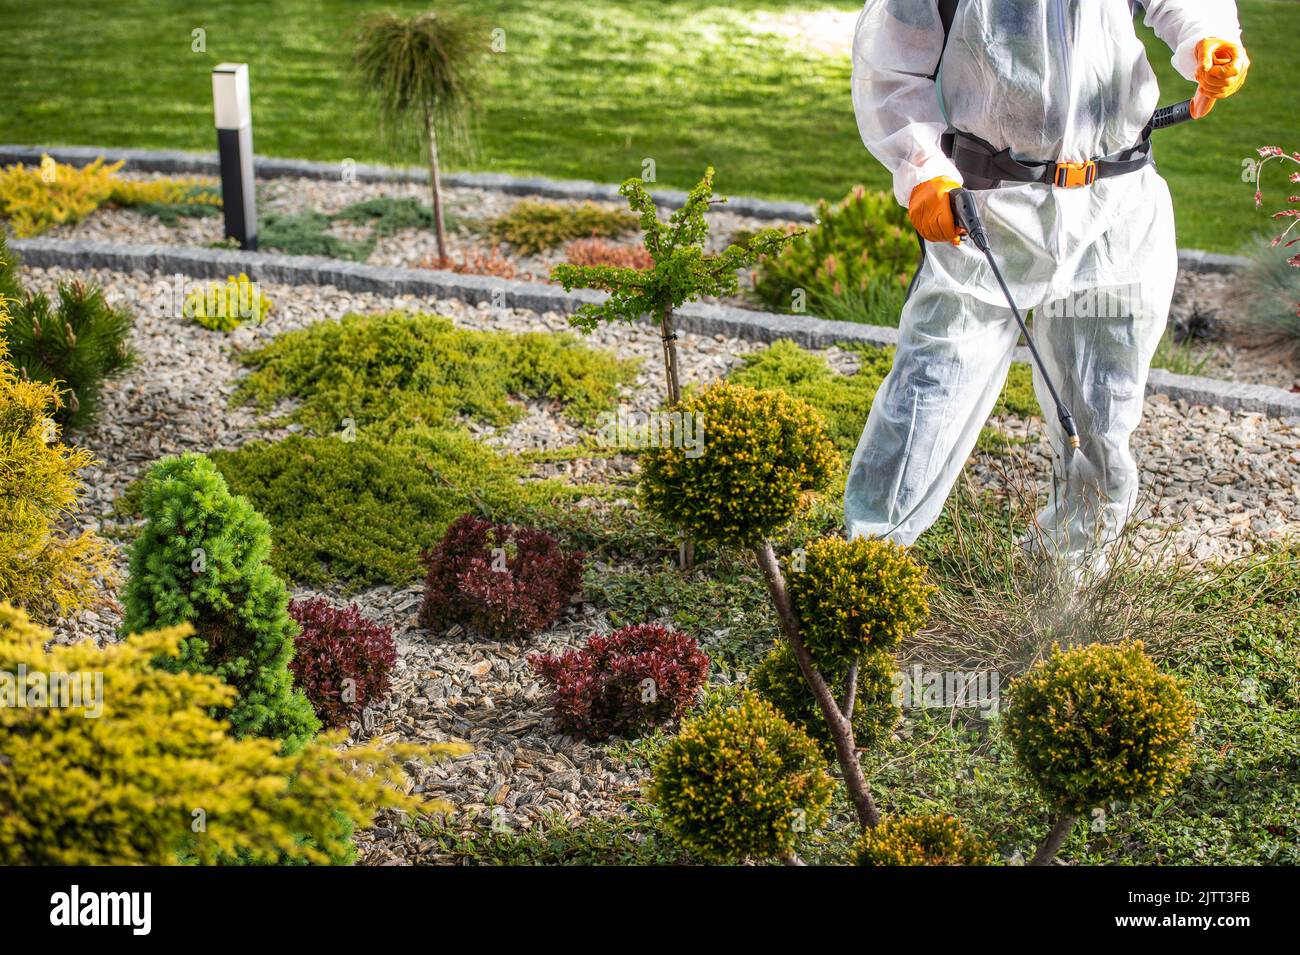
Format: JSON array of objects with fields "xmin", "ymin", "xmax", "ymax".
[
  {"xmin": 0, "ymin": 155, "xmax": 124, "ymax": 237},
  {"xmin": 184, "ymin": 273, "xmax": 273, "ymax": 332},
  {"xmin": 0, "ymin": 306, "xmax": 114, "ymax": 622},
  {"xmin": 1004, "ymin": 641, "xmax": 1196, "ymax": 815},
  {"xmin": 639, "ymin": 381, "xmax": 839, "ymax": 546},
  {"xmin": 488, "ymin": 199, "xmax": 639, "ymax": 255},
  {"xmin": 0, "ymin": 156, "xmax": 220, "ymax": 237},
  {"xmin": 109, "ymin": 176, "xmax": 221, "ymax": 208},
  {"xmin": 750, "ymin": 639, "xmax": 898, "ymax": 758},
  {"xmin": 0, "ymin": 602, "xmax": 468, "ymax": 865},
  {"xmin": 785, "ymin": 536, "xmax": 933, "ymax": 668},
  {"xmin": 650, "ymin": 689, "xmax": 834, "ymax": 863},
  {"xmin": 853, "ymin": 814, "xmax": 993, "ymax": 866}
]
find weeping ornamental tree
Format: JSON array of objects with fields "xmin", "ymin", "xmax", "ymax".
[
  {"xmin": 552, "ymin": 168, "xmax": 796, "ymax": 405},
  {"xmin": 350, "ymin": 8, "xmax": 489, "ymax": 263}
]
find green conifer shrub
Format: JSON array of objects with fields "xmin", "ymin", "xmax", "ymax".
[
  {"xmin": 853, "ymin": 814, "xmax": 992, "ymax": 866},
  {"xmin": 0, "ymin": 235, "xmax": 133, "ymax": 429},
  {"xmin": 120, "ymin": 453, "xmax": 320, "ymax": 752},
  {"xmin": 1004, "ymin": 641, "xmax": 1196, "ymax": 864},
  {"xmin": 649, "ymin": 689, "xmax": 834, "ymax": 863},
  {"xmin": 751, "ymin": 640, "xmax": 898, "ymax": 757}
]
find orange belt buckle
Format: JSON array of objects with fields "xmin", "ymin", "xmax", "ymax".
[{"xmin": 1053, "ymin": 159, "xmax": 1098, "ymax": 188}]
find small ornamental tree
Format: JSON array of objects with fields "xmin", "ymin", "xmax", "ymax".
[
  {"xmin": 650, "ymin": 689, "xmax": 834, "ymax": 864},
  {"xmin": 350, "ymin": 9, "xmax": 490, "ymax": 263},
  {"xmin": 552, "ymin": 168, "xmax": 798, "ymax": 405},
  {"xmin": 1004, "ymin": 641, "xmax": 1196, "ymax": 866},
  {"xmin": 288, "ymin": 598, "xmax": 398, "ymax": 729},
  {"xmin": 853, "ymin": 815, "xmax": 992, "ymax": 867},
  {"xmin": 0, "ymin": 296, "xmax": 114, "ymax": 622},
  {"xmin": 530, "ymin": 623, "xmax": 710, "ymax": 740},
  {"xmin": 0, "ymin": 602, "xmax": 467, "ymax": 865},
  {"xmin": 121, "ymin": 453, "xmax": 320, "ymax": 752},
  {"xmin": 639, "ymin": 379, "xmax": 934, "ymax": 832}
]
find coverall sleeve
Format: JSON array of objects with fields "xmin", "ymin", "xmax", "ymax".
[
  {"xmin": 851, "ymin": 0, "xmax": 963, "ymax": 208},
  {"xmin": 1140, "ymin": 1, "xmax": 1243, "ymax": 82}
]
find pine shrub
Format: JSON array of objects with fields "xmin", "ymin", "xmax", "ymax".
[
  {"xmin": 785, "ymin": 536, "xmax": 933, "ymax": 668},
  {"xmin": 750, "ymin": 640, "xmax": 898, "ymax": 757},
  {"xmin": 288, "ymin": 598, "xmax": 398, "ymax": 729},
  {"xmin": 120, "ymin": 453, "xmax": 320, "ymax": 752},
  {"xmin": 419, "ymin": 513, "xmax": 584, "ymax": 639},
  {"xmin": 0, "ymin": 291, "xmax": 114, "ymax": 621},
  {"xmin": 639, "ymin": 381, "xmax": 839, "ymax": 546},
  {"xmin": 530, "ymin": 623, "xmax": 710, "ymax": 740},
  {"xmin": 853, "ymin": 814, "xmax": 992, "ymax": 866},
  {"xmin": 0, "ymin": 602, "xmax": 466, "ymax": 865},
  {"xmin": 751, "ymin": 185, "xmax": 915, "ymax": 318},
  {"xmin": 649, "ymin": 689, "xmax": 834, "ymax": 863},
  {"xmin": 1004, "ymin": 641, "xmax": 1196, "ymax": 814},
  {"xmin": 1, "ymin": 236, "xmax": 134, "ymax": 429}
]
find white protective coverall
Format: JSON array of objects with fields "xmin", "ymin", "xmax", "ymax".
[{"xmin": 844, "ymin": 0, "xmax": 1242, "ymax": 559}]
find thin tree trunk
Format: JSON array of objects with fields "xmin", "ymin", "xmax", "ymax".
[
  {"xmin": 1028, "ymin": 812, "xmax": 1078, "ymax": 866},
  {"xmin": 425, "ymin": 107, "xmax": 448, "ymax": 263},
  {"xmin": 842, "ymin": 660, "xmax": 859, "ymax": 721},
  {"xmin": 752, "ymin": 540, "xmax": 880, "ymax": 830},
  {"xmin": 659, "ymin": 303, "xmax": 681, "ymax": 406}
]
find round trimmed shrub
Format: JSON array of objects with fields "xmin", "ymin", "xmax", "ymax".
[
  {"xmin": 1004, "ymin": 641, "xmax": 1196, "ymax": 814},
  {"xmin": 530, "ymin": 623, "xmax": 710, "ymax": 740},
  {"xmin": 786, "ymin": 536, "xmax": 932, "ymax": 668},
  {"xmin": 639, "ymin": 381, "xmax": 838, "ymax": 546},
  {"xmin": 288, "ymin": 598, "xmax": 398, "ymax": 729},
  {"xmin": 750, "ymin": 640, "xmax": 898, "ymax": 757},
  {"xmin": 650, "ymin": 689, "xmax": 834, "ymax": 863},
  {"xmin": 854, "ymin": 815, "xmax": 993, "ymax": 866}
]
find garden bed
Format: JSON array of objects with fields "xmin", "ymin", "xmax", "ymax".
[{"xmin": 23, "ymin": 257, "xmax": 1300, "ymax": 864}]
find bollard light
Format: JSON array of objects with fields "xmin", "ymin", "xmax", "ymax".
[{"xmin": 212, "ymin": 63, "xmax": 257, "ymax": 250}]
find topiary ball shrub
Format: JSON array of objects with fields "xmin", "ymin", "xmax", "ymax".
[
  {"xmin": 853, "ymin": 814, "xmax": 993, "ymax": 866},
  {"xmin": 750, "ymin": 640, "xmax": 898, "ymax": 758},
  {"xmin": 639, "ymin": 381, "xmax": 839, "ymax": 547},
  {"xmin": 120, "ymin": 453, "xmax": 320, "ymax": 752},
  {"xmin": 530, "ymin": 623, "xmax": 710, "ymax": 740},
  {"xmin": 1004, "ymin": 641, "xmax": 1196, "ymax": 815},
  {"xmin": 288, "ymin": 598, "xmax": 398, "ymax": 729},
  {"xmin": 419, "ymin": 513, "xmax": 584, "ymax": 640},
  {"xmin": 785, "ymin": 536, "xmax": 933, "ymax": 668},
  {"xmin": 649, "ymin": 689, "xmax": 835, "ymax": 863}
]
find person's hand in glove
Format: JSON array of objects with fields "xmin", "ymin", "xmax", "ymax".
[
  {"xmin": 908, "ymin": 176, "xmax": 965, "ymax": 245},
  {"xmin": 1191, "ymin": 38, "xmax": 1249, "ymax": 118}
]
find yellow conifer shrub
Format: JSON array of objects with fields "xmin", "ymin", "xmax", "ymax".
[
  {"xmin": 0, "ymin": 602, "xmax": 468, "ymax": 865},
  {"xmin": 0, "ymin": 296, "xmax": 114, "ymax": 621}
]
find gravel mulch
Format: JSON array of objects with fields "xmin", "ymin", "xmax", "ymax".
[{"xmin": 23, "ymin": 261, "xmax": 1300, "ymax": 864}]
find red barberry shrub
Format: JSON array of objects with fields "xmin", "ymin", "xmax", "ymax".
[
  {"xmin": 288, "ymin": 597, "xmax": 398, "ymax": 729},
  {"xmin": 419, "ymin": 514, "xmax": 584, "ymax": 640},
  {"xmin": 563, "ymin": 237, "xmax": 653, "ymax": 270},
  {"xmin": 530, "ymin": 624, "xmax": 710, "ymax": 740}
]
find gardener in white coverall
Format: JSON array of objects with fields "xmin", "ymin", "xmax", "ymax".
[{"xmin": 845, "ymin": 0, "xmax": 1249, "ymax": 561}]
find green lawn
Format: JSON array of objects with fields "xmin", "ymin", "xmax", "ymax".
[{"xmin": 0, "ymin": 0, "xmax": 1294, "ymax": 252}]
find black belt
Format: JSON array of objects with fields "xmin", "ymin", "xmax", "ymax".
[{"xmin": 940, "ymin": 129, "xmax": 1153, "ymax": 190}]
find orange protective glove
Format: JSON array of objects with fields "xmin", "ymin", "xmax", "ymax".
[
  {"xmin": 1191, "ymin": 37, "xmax": 1249, "ymax": 118},
  {"xmin": 908, "ymin": 176, "xmax": 964, "ymax": 245}
]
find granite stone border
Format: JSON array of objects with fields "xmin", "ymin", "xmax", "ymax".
[
  {"xmin": 11, "ymin": 236, "xmax": 1299, "ymax": 419},
  {"xmin": 0, "ymin": 145, "xmax": 1257, "ymax": 272}
]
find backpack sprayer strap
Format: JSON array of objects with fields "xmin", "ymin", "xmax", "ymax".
[{"xmin": 940, "ymin": 128, "xmax": 1154, "ymax": 190}]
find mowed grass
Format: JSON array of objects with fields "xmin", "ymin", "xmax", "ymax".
[{"xmin": 0, "ymin": 0, "xmax": 1294, "ymax": 252}]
